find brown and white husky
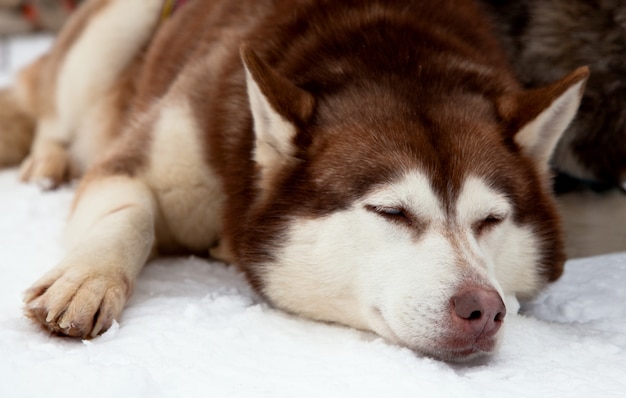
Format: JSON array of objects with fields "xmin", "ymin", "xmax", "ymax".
[{"xmin": 0, "ymin": 0, "xmax": 588, "ymax": 361}]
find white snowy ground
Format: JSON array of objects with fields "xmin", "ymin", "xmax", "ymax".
[{"xmin": 1, "ymin": 36, "xmax": 626, "ymax": 398}]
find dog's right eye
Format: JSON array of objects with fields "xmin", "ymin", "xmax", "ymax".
[{"xmin": 365, "ymin": 205, "xmax": 408, "ymax": 222}]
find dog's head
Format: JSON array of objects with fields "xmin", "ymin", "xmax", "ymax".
[{"xmin": 236, "ymin": 45, "xmax": 588, "ymax": 361}]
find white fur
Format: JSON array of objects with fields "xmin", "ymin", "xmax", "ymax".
[
  {"xmin": 25, "ymin": 176, "xmax": 157, "ymax": 337},
  {"xmin": 263, "ymin": 172, "xmax": 454, "ymax": 338},
  {"xmin": 244, "ymin": 65, "xmax": 298, "ymax": 190},
  {"xmin": 457, "ymin": 177, "xmax": 541, "ymax": 298},
  {"xmin": 262, "ymin": 171, "xmax": 540, "ymax": 356},
  {"xmin": 56, "ymin": 0, "xmax": 163, "ymax": 167},
  {"xmin": 64, "ymin": 176, "xmax": 156, "ymax": 272},
  {"xmin": 22, "ymin": 0, "xmax": 164, "ymax": 184},
  {"xmin": 366, "ymin": 172, "xmax": 445, "ymax": 224},
  {"xmin": 144, "ymin": 99, "xmax": 225, "ymax": 252},
  {"xmin": 515, "ymin": 79, "xmax": 586, "ymax": 169}
]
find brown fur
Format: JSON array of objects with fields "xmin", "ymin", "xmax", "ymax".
[{"xmin": 2, "ymin": 0, "xmax": 586, "ymax": 354}]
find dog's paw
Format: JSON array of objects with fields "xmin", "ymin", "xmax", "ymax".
[
  {"xmin": 19, "ymin": 143, "xmax": 72, "ymax": 189},
  {"xmin": 23, "ymin": 266, "xmax": 131, "ymax": 338},
  {"xmin": 0, "ymin": 89, "xmax": 35, "ymax": 167}
]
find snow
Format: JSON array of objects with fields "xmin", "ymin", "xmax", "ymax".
[{"xmin": 1, "ymin": 35, "xmax": 626, "ymax": 398}]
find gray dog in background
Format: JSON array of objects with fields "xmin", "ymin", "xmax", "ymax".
[{"xmin": 482, "ymin": 0, "xmax": 626, "ymax": 192}]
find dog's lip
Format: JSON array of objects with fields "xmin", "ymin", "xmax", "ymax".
[
  {"xmin": 434, "ymin": 335, "xmax": 498, "ymax": 361},
  {"xmin": 417, "ymin": 341, "xmax": 495, "ymax": 362},
  {"xmin": 446, "ymin": 345, "xmax": 489, "ymax": 358},
  {"xmin": 369, "ymin": 306, "xmax": 498, "ymax": 361}
]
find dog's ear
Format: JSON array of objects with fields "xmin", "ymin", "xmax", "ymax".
[
  {"xmin": 497, "ymin": 66, "xmax": 589, "ymax": 171},
  {"xmin": 240, "ymin": 44, "xmax": 315, "ymax": 182}
]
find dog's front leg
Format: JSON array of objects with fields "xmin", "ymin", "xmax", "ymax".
[{"xmin": 23, "ymin": 175, "xmax": 156, "ymax": 338}]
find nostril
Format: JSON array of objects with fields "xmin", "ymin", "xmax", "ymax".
[
  {"xmin": 494, "ymin": 311, "xmax": 505, "ymax": 322},
  {"xmin": 468, "ymin": 310, "xmax": 482, "ymax": 321}
]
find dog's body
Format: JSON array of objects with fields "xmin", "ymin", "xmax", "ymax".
[{"xmin": 0, "ymin": 0, "xmax": 588, "ymax": 361}]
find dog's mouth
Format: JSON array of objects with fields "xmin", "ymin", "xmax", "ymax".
[
  {"xmin": 407, "ymin": 333, "xmax": 500, "ymax": 363},
  {"xmin": 435, "ymin": 335, "xmax": 499, "ymax": 362},
  {"xmin": 369, "ymin": 305, "xmax": 500, "ymax": 362},
  {"xmin": 406, "ymin": 334, "xmax": 500, "ymax": 362}
]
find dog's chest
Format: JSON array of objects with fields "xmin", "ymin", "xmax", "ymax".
[{"xmin": 143, "ymin": 99, "xmax": 225, "ymax": 252}]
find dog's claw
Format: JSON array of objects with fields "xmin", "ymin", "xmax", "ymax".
[{"xmin": 23, "ymin": 266, "xmax": 130, "ymax": 339}]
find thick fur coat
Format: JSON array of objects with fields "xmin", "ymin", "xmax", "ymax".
[{"xmin": 0, "ymin": 0, "xmax": 589, "ymax": 362}]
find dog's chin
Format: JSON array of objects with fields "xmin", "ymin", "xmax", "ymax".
[
  {"xmin": 370, "ymin": 309, "xmax": 502, "ymax": 363},
  {"xmin": 383, "ymin": 332, "xmax": 500, "ymax": 363},
  {"xmin": 421, "ymin": 332, "xmax": 503, "ymax": 363},
  {"xmin": 427, "ymin": 343, "xmax": 497, "ymax": 363}
]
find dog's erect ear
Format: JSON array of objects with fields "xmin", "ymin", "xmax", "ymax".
[
  {"xmin": 240, "ymin": 44, "xmax": 315, "ymax": 180},
  {"xmin": 497, "ymin": 66, "xmax": 589, "ymax": 171}
]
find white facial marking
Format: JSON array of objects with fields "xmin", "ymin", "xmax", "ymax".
[
  {"xmin": 263, "ymin": 179, "xmax": 458, "ymax": 339},
  {"xmin": 262, "ymin": 172, "xmax": 456, "ymax": 352},
  {"xmin": 456, "ymin": 177, "xmax": 541, "ymax": 298},
  {"xmin": 262, "ymin": 171, "xmax": 544, "ymax": 358},
  {"xmin": 456, "ymin": 177, "xmax": 512, "ymax": 227},
  {"xmin": 366, "ymin": 172, "xmax": 446, "ymax": 225}
]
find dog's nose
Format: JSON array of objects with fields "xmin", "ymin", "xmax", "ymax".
[{"xmin": 452, "ymin": 288, "xmax": 506, "ymax": 337}]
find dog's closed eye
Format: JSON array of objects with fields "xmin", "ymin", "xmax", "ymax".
[
  {"xmin": 474, "ymin": 215, "xmax": 505, "ymax": 235},
  {"xmin": 366, "ymin": 205, "xmax": 408, "ymax": 221}
]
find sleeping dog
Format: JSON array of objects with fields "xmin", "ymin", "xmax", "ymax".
[{"xmin": 0, "ymin": 0, "xmax": 587, "ymax": 361}]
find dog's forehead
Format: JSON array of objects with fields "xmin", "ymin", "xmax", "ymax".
[{"xmin": 307, "ymin": 109, "xmax": 515, "ymax": 203}]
